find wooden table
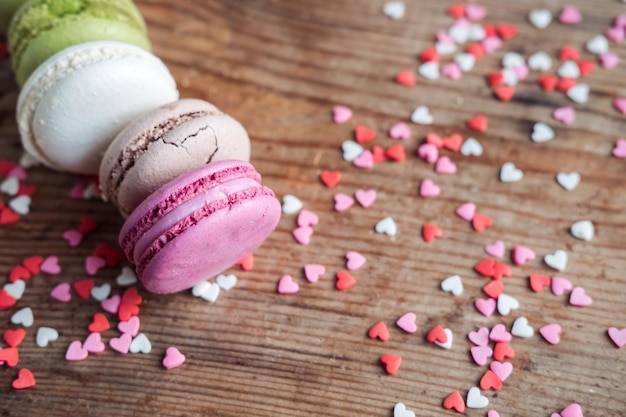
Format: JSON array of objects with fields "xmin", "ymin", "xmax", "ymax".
[{"xmin": 1, "ymin": 1, "xmax": 625, "ymax": 415}]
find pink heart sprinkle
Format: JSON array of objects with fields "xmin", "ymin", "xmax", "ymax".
[
  {"xmin": 490, "ymin": 323, "xmax": 512, "ymax": 343},
  {"xmin": 65, "ymin": 341, "xmax": 89, "ymax": 361},
  {"xmin": 613, "ymin": 139, "xmax": 626, "ymax": 158},
  {"xmin": 303, "ymin": 264, "xmax": 325, "ymax": 283},
  {"xmin": 436, "ymin": 30, "xmax": 455, "ymax": 43},
  {"xmin": 551, "ymin": 414, "xmax": 561, "ymax": 417},
  {"xmin": 7, "ymin": 166, "xmax": 27, "ymax": 180},
  {"xmin": 345, "ymin": 251, "xmax": 366, "ymax": 271},
  {"xmin": 277, "ymin": 275, "xmax": 299, "ymax": 294},
  {"xmin": 109, "ymin": 333, "xmax": 132, "ymax": 354},
  {"xmin": 468, "ymin": 327, "xmax": 490, "ymax": 346},
  {"xmin": 613, "ymin": 97, "xmax": 626, "ymax": 115},
  {"xmin": 484, "ymin": 240, "xmax": 505, "ymax": 258},
  {"xmin": 85, "ymin": 256, "xmax": 106, "ymax": 275},
  {"xmin": 389, "ymin": 122, "xmax": 411, "ymax": 139},
  {"xmin": 561, "ymin": 403, "xmax": 584, "ymax": 417},
  {"xmin": 600, "ymin": 52, "xmax": 620, "ymax": 69},
  {"xmin": 455, "ymin": 202, "xmax": 476, "ymax": 221},
  {"xmin": 352, "ymin": 149, "xmax": 374, "ymax": 169},
  {"xmin": 118, "ymin": 316, "xmax": 140, "ymax": 337},
  {"xmin": 417, "ymin": 143, "xmax": 439, "ymax": 164},
  {"xmin": 62, "ymin": 229, "xmax": 83, "ymax": 247},
  {"xmin": 512, "ymin": 245, "xmax": 535, "ymax": 265},
  {"xmin": 101, "ymin": 294, "xmax": 121, "ymax": 314},
  {"xmin": 396, "ymin": 312, "xmax": 418, "ymax": 333},
  {"xmin": 332, "ymin": 105, "xmax": 353, "ymax": 124},
  {"xmin": 470, "ymin": 345, "xmax": 493, "ymax": 366},
  {"xmin": 559, "ymin": 6, "xmax": 582, "ymax": 24},
  {"xmin": 608, "ymin": 327, "xmax": 626, "ymax": 348},
  {"xmin": 83, "ymin": 332, "xmax": 105, "ymax": 353},
  {"xmin": 475, "ymin": 298, "xmax": 496, "ymax": 317},
  {"xmin": 40, "ymin": 256, "xmax": 61, "ymax": 275},
  {"xmin": 551, "ymin": 276, "xmax": 573, "ymax": 296},
  {"xmin": 297, "ymin": 209, "xmax": 319, "ymax": 227},
  {"xmin": 334, "ymin": 193, "xmax": 355, "ymax": 212},
  {"xmin": 434, "ymin": 156, "xmax": 457, "ymax": 175},
  {"xmin": 50, "ymin": 282, "xmax": 71, "ymax": 302},
  {"xmin": 354, "ymin": 189, "xmax": 377, "ymax": 208},
  {"xmin": 605, "ymin": 26, "xmax": 625, "ymax": 43},
  {"xmin": 69, "ymin": 183, "xmax": 85, "ymax": 199},
  {"xmin": 569, "ymin": 286, "xmax": 592, "ymax": 307},
  {"xmin": 513, "ymin": 65, "xmax": 529, "ymax": 81},
  {"xmin": 487, "ymin": 411, "xmax": 501, "ymax": 417},
  {"xmin": 292, "ymin": 226, "xmax": 313, "ymax": 245},
  {"xmin": 540, "ymin": 323, "xmax": 562, "ymax": 345},
  {"xmin": 482, "ymin": 36, "xmax": 502, "ymax": 53},
  {"xmin": 163, "ymin": 347, "xmax": 186, "ymax": 370},
  {"xmin": 442, "ymin": 62, "xmax": 462, "ymax": 80},
  {"xmin": 490, "ymin": 361, "xmax": 513, "ymax": 382},
  {"xmin": 553, "ymin": 106, "xmax": 576, "ymax": 125},
  {"xmin": 466, "ymin": 4, "xmax": 487, "ymax": 21},
  {"xmin": 419, "ymin": 178, "xmax": 441, "ymax": 197}
]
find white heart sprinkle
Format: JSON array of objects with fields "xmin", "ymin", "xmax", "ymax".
[
  {"xmin": 466, "ymin": 387, "xmax": 489, "ymax": 409},
  {"xmin": 393, "ymin": 402, "xmax": 415, "ymax": 417},
  {"xmin": 435, "ymin": 41, "xmax": 456, "ymax": 55},
  {"xmin": 545, "ymin": 250, "xmax": 568, "ymax": 271},
  {"xmin": 441, "ymin": 275, "xmax": 463, "ymax": 296},
  {"xmin": 567, "ymin": 84, "xmax": 589, "ymax": 104},
  {"xmin": 282, "ymin": 194, "xmax": 303, "ymax": 215},
  {"xmin": 216, "ymin": 274, "xmax": 237, "ymax": 291},
  {"xmin": 557, "ymin": 60, "xmax": 580, "ymax": 79},
  {"xmin": 129, "ymin": 333, "xmax": 152, "ymax": 354},
  {"xmin": 0, "ymin": 177, "xmax": 19, "ymax": 196},
  {"xmin": 11, "ymin": 307, "xmax": 34, "ymax": 327},
  {"xmin": 528, "ymin": 51, "xmax": 552, "ymax": 71},
  {"xmin": 529, "ymin": 9, "xmax": 552, "ymax": 29},
  {"xmin": 502, "ymin": 68, "xmax": 518, "ymax": 86},
  {"xmin": 418, "ymin": 62, "xmax": 440, "ymax": 80},
  {"xmin": 9, "ymin": 195, "xmax": 31, "ymax": 215},
  {"xmin": 36, "ymin": 326, "xmax": 59, "ymax": 347},
  {"xmin": 468, "ymin": 24, "xmax": 486, "ymax": 41},
  {"xmin": 511, "ymin": 316, "xmax": 534, "ymax": 338},
  {"xmin": 382, "ymin": 1, "xmax": 405, "ymax": 20},
  {"xmin": 556, "ymin": 172, "xmax": 580, "ymax": 190},
  {"xmin": 4, "ymin": 280, "xmax": 26, "ymax": 299},
  {"xmin": 434, "ymin": 328, "xmax": 453, "ymax": 349},
  {"xmin": 460, "ymin": 138, "xmax": 483, "ymax": 156},
  {"xmin": 497, "ymin": 294, "xmax": 520, "ymax": 316},
  {"xmin": 192, "ymin": 281, "xmax": 221, "ymax": 302},
  {"xmin": 341, "ymin": 140, "xmax": 363, "ymax": 162},
  {"xmin": 375, "ymin": 217, "xmax": 397, "ymax": 236},
  {"xmin": 410, "ymin": 106, "xmax": 433, "ymax": 125},
  {"xmin": 586, "ymin": 35, "xmax": 609, "ymax": 55},
  {"xmin": 531, "ymin": 122, "xmax": 555, "ymax": 143},
  {"xmin": 83, "ymin": 182, "xmax": 102, "ymax": 200},
  {"xmin": 500, "ymin": 162, "xmax": 523, "ymax": 183},
  {"xmin": 90, "ymin": 283, "xmax": 111, "ymax": 301},
  {"xmin": 570, "ymin": 220, "xmax": 594, "ymax": 241},
  {"xmin": 454, "ymin": 53, "xmax": 476, "ymax": 72},
  {"xmin": 448, "ymin": 25, "xmax": 470, "ymax": 44},
  {"xmin": 502, "ymin": 52, "xmax": 525, "ymax": 69},
  {"xmin": 116, "ymin": 266, "xmax": 138, "ymax": 286}
]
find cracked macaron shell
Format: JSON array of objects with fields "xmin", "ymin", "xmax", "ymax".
[{"xmin": 100, "ymin": 98, "xmax": 252, "ymax": 218}]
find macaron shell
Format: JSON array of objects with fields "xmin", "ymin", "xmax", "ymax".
[{"xmin": 139, "ymin": 191, "xmax": 281, "ymax": 294}]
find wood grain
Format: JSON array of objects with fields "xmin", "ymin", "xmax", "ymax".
[{"xmin": 1, "ymin": 0, "xmax": 625, "ymax": 416}]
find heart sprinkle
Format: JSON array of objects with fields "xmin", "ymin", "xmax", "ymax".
[
  {"xmin": 12, "ymin": 368, "xmax": 36, "ymax": 390},
  {"xmin": 396, "ymin": 313, "xmax": 418, "ymax": 334},
  {"xmin": 608, "ymin": 327, "xmax": 626, "ymax": 348},
  {"xmin": 500, "ymin": 162, "xmax": 523, "ymax": 182},
  {"xmin": 441, "ymin": 275, "xmax": 463, "ymax": 296},
  {"xmin": 345, "ymin": 251, "xmax": 366, "ymax": 270},
  {"xmin": 162, "ymin": 347, "xmax": 186, "ymax": 370},
  {"xmin": 303, "ymin": 264, "xmax": 325, "ymax": 283},
  {"xmin": 393, "ymin": 402, "xmax": 415, "ymax": 417},
  {"xmin": 443, "ymin": 391, "xmax": 465, "ymax": 413},
  {"xmin": 277, "ymin": 275, "xmax": 299, "ymax": 294},
  {"xmin": 375, "ymin": 217, "xmax": 397, "ymax": 236},
  {"xmin": 380, "ymin": 354, "xmax": 402, "ymax": 375},
  {"xmin": 539, "ymin": 323, "xmax": 562, "ymax": 345},
  {"xmin": 368, "ymin": 321, "xmax": 390, "ymax": 342}
]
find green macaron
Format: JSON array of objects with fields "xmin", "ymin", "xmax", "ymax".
[
  {"xmin": 9, "ymin": 0, "xmax": 151, "ymax": 87},
  {"xmin": 0, "ymin": 0, "xmax": 28, "ymax": 34}
]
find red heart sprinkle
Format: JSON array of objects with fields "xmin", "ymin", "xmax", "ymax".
[
  {"xmin": 92, "ymin": 242, "xmax": 126, "ymax": 267},
  {"xmin": 237, "ymin": 252, "xmax": 254, "ymax": 271},
  {"xmin": 467, "ymin": 114, "xmax": 488, "ymax": 132},
  {"xmin": 0, "ymin": 290, "xmax": 17, "ymax": 310},
  {"xmin": 465, "ymin": 43, "xmax": 485, "ymax": 60},
  {"xmin": 557, "ymin": 77, "xmax": 576, "ymax": 92},
  {"xmin": 88, "ymin": 313, "xmax": 111, "ymax": 333},
  {"xmin": 0, "ymin": 346, "xmax": 19, "ymax": 367},
  {"xmin": 538, "ymin": 75, "xmax": 558, "ymax": 92},
  {"xmin": 472, "ymin": 213, "xmax": 493, "ymax": 232},
  {"xmin": 118, "ymin": 303, "xmax": 140, "ymax": 321},
  {"xmin": 442, "ymin": 133, "xmax": 462, "ymax": 152},
  {"xmin": 0, "ymin": 208, "xmax": 20, "ymax": 225},
  {"xmin": 529, "ymin": 273, "xmax": 551, "ymax": 292},
  {"xmin": 427, "ymin": 325, "xmax": 448, "ymax": 344},
  {"xmin": 492, "ymin": 262, "xmax": 512, "ymax": 279},
  {"xmin": 78, "ymin": 217, "xmax": 99, "ymax": 234},
  {"xmin": 559, "ymin": 45, "xmax": 580, "ymax": 61},
  {"xmin": 385, "ymin": 144, "xmax": 406, "ymax": 161},
  {"xmin": 73, "ymin": 279, "xmax": 95, "ymax": 299},
  {"xmin": 443, "ymin": 391, "xmax": 466, "ymax": 413},
  {"xmin": 395, "ymin": 69, "xmax": 416, "ymax": 86},
  {"xmin": 17, "ymin": 183, "xmax": 36, "ymax": 197},
  {"xmin": 474, "ymin": 258, "xmax": 495, "ymax": 277},
  {"xmin": 426, "ymin": 132, "xmax": 443, "ymax": 148},
  {"xmin": 576, "ymin": 59, "xmax": 595, "ymax": 77},
  {"xmin": 493, "ymin": 342, "xmax": 515, "ymax": 361},
  {"xmin": 3, "ymin": 329, "xmax": 26, "ymax": 347},
  {"xmin": 22, "ymin": 256, "xmax": 43, "ymax": 274},
  {"xmin": 320, "ymin": 171, "xmax": 341, "ymax": 188},
  {"xmin": 483, "ymin": 24, "xmax": 497, "ymax": 38},
  {"xmin": 447, "ymin": 3, "xmax": 465, "ymax": 18},
  {"xmin": 354, "ymin": 125, "xmax": 376, "ymax": 144},
  {"xmin": 368, "ymin": 321, "xmax": 390, "ymax": 342},
  {"xmin": 423, "ymin": 224, "xmax": 443, "ymax": 242},
  {"xmin": 480, "ymin": 369, "xmax": 503, "ymax": 391},
  {"xmin": 494, "ymin": 85, "xmax": 515, "ymax": 102},
  {"xmin": 121, "ymin": 287, "xmax": 142, "ymax": 305},
  {"xmin": 12, "ymin": 368, "xmax": 36, "ymax": 390},
  {"xmin": 0, "ymin": 160, "xmax": 17, "ymax": 175},
  {"xmin": 419, "ymin": 46, "xmax": 440, "ymax": 62},
  {"xmin": 371, "ymin": 145, "xmax": 387, "ymax": 163},
  {"xmin": 9, "ymin": 265, "xmax": 31, "ymax": 283},
  {"xmin": 487, "ymin": 71, "xmax": 504, "ymax": 87},
  {"xmin": 380, "ymin": 354, "xmax": 402, "ymax": 375},
  {"xmin": 496, "ymin": 23, "xmax": 517, "ymax": 40},
  {"xmin": 335, "ymin": 271, "xmax": 356, "ymax": 291},
  {"xmin": 483, "ymin": 280, "xmax": 504, "ymax": 299}
]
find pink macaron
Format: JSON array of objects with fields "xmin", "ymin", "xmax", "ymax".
[{"xmin": 119, "ymin": 159, "xmax": 281, "ymax": 294}]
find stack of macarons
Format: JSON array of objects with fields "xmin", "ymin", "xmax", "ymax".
[{"xmin": 2, "ymin": 0, "xmax": 281, "ymax": 293}]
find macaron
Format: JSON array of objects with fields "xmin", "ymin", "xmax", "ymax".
[
  {"xmin": 9, "ymin": 0, "xmax": 150, "ymax": 86},
  {"xmin": 100, "ymin": 99, "xmax": 251, "ymax": 218},
  {"xmin": 17, "ymin": 40, "xmax": 179, "ymax": 175},
  {"xmin": 119, "ymin": 160, "xmax": 281, "ymax": 294},
  {"xmin": 0, "ymin": 0, "xmax": 27, "ymax": 34}
]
